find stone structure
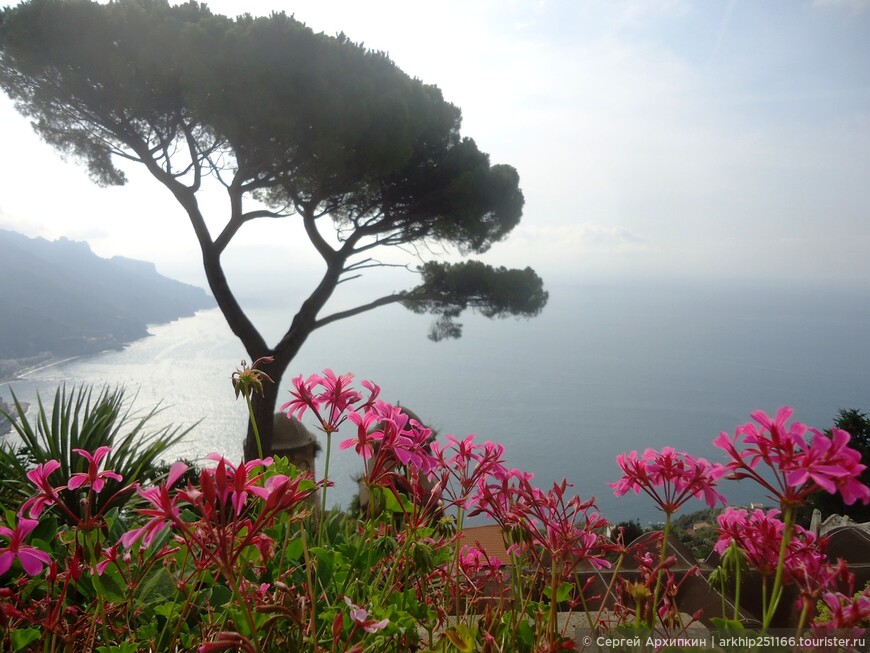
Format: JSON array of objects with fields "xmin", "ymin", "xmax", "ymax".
[{"xmin": 271, "ymin": 413, "xmax": 319, "ymax": 474}]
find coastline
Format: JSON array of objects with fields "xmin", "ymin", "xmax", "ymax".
[
  {"xmin": 0, "ymin": 309, "xmax": 214, "ymax": 386},
  {"xmin": 0, "ymin": 355, "xmax": 82, "ymax": 385}
]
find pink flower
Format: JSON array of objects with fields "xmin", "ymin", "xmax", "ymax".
[
  {"xmin": 610, "ymin": 447, "xmax": 725, "ymax": 514},
  {"xmin": 317, "ymin": 369, "xmax": 362, "ymax": 428},
  {"xmin": 120, "ymin": 462, "xmax": 188, "ymax": 549},
  {"xmin": 363, "ymin": 403, "xmax": 436, "ymax": 483},
  {"xmin": 432, "ymin": 435, "xmax": 508, "ymax": 510},
  {"xmin": 816, "ymin": 588, "xmax": 870, "ymax": 629},
  {"xmin": 281, "ymin": 370, "xmax": 380, "ymax": 434},
  {"xmin": 203, "ymin": 454, "xmax": 272, "ymax": 516},
  {"xmin": 20, "ymin": 459, "xmax": 65, "ymax": 518},
  {"xmin": 281, "ymin": 373, "xmax": 322, "ymax": 421},
  {"xmin": 787, "ymin": 428, "xmax": 870, "ymax": 505},
  {"xmin": 68, "ymin": 446, "xmax": 123, "ymax": 494},
  {"xmin": 343, "ymin": 596, "xmax": 389, "ymax": 633},
  {"xmin": 715, "ymin": 407, "xmax": 870, "ymax": 507},
  {"xmin": 95, "ymin": 544, "xmax": 123, "ymax": 576},
  {"xmin": 0, "ymin": 518, "xmax": 51, "ymax": 576},
  {"xmin": 248, "ymin": 473, "xmax": 318, "ymax": 512},
  {"xmin": 460, "ymin": 545, "xmax": 502, "ymax": 572},
  {"xmin": 474, "ymin": 473, "xmax": 611, "ymax": 574},
  {"xmin": 532, "ymin": 481, "xmax": 611, "ymax": 571},
  {"xmin": 341, "ymin": 410, "xmax": 381, "ymax": 459}
]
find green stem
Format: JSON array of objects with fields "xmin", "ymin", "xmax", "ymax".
[
  {"xmin": 762, "ymin": 506, "xmax": 794, "ymax": 632},
  {"xmin": 732, "ymin": 542, "xmax": 742, "ymax": 621},
  {"xmin": 453, "ymin": 506, "xmax": 466, "ymax": 619},
  {"xmin": 594, "ymin": 553, "xmax": 624, "ymax": 630},
  {"xmin": 507, "ymin": 531, "xmax": 525, "ymax": 626},
  {"xmin": 577, "ymin": 571, "xmax": 596, "ymax": 631},
  {"xmin": 796, "ymin": 599, "xmax": 810, "ymax": 635},
  {"xmin": 246, "ymin": 395, "xmax": 264, "ymax": 459},
  {"xmin": 319, "ymin": 431, "xmax": 333, "ymax": 544},
  {"xmin": 383, "ymin": 502, "xmax": 417, "ymax": 594},
  {"xmin": 650, "ymin": 512, "xmax": 672, "ymax": 628},
  {"xmin": 300, "ymin": 525, "xmax": 319, "ymax": 652},
  {"xmin": 549, "ymin": 560, "xmax": 559, "ymax": 639},
  {"xmin": 227, "ymin": 567, "xmax": 262, "ymax": 653}
]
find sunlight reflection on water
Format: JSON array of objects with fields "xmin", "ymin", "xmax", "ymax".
[{"xmin": 4, "ymin": 280, "xmax": 870, "ymax": 523}]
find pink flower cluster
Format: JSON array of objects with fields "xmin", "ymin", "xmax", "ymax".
[
  {"xmin": 714, "ymin": 407, "xmax": 870, "ymax": 507},
  {"xmin": 349, "ymin": 400, "xmax": 438, "ymax": 481},
  {"xmin": 283, "ymin": 369, "xmax": 379, "ymax": 434},
  {"xmin": 1, "ymin": 447, "xmax": 129, "ymax": 578},
  {"xmin": 714, "ymin": 507, "xmax": 825, "ymax": 581},
  {"xmin": 122, "ymin": 455, "xmax": 319, "ymax": 573},
  {"xmin": 608, "ymin": 406, "xmax": 870, "ymax": 630},
  {"xmin": 475, "ymin": 473, "xmax": 611, "ymax": 573},
  {"xmin": 6, "ymin": 376, "xmax": 870, "ymax": 650},
  {"xmin": 610, "ymin": 446, "xmax": 725, "ymax": 514},
  {"xmin": 431, "ymin": 434, "xmax": 508, "ymax": 510}
]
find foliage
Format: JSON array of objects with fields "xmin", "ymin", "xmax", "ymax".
[
  {"xmin": 402, "ymin": 261, "xmax": 549, "ymax": 341},
  {"xmin": 670, "ymin": 508, "xmax": 724, "ymax": 560},
  {"xmin": 0, "ymin": 384, "xmax": 194, "ymax": 523},
  {"xmin": 613, "ymin": 519, "xmax": 646, "ymax": 546},
  {"xmin": 2, "ymin": 369, "xmax": 870, "ymax": 652},
  {"xmin": 0, "ymin": 0, "xmax": 548, "ymax": 456}
]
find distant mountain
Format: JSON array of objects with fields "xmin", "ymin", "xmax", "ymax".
[{"xmin": 0, "ymin": 229, "xmax": 214, "ymax": 365}]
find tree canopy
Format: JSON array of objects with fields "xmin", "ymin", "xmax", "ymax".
[{"xmin": 0, "ymin": 0, "xmax": 548, "ymax": 456}]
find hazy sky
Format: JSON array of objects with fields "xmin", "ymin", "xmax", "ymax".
[{"xmin": 0, "ymin": 0, "xmax": 868, "ymax": 291}]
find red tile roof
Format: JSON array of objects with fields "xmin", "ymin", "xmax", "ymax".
[{"xmin": 459, "ymin": 524, "xmax": 510, "ymax": 562}]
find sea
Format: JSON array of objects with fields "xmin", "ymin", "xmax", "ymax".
[{"xmin": 2, "ymin": 278, "xmax": 869, "ymax": 525}]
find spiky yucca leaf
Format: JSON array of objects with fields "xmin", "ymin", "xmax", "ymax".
[{"xmin": 0, "ymin": 384, "xmax": 195, "ymax": 523}]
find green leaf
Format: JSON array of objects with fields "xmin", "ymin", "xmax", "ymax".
[
  {"xmin": 209, "ymin": 583, "xmax": 233, "ymax": 607},
  {"xmin": 312, "ymin": 547, "xmax": 343, "ymax": 587},
  {"xmin": 283, "ymin": 535, "xmax": 304, "ymax": 562},
  {"xmin": 709, "ymin": 617, "xmax": 744, "ymax": 633},
  {"xmin": 10, "ymin": 628, "xmax": 41, "ymax": 651},
  {"xmin": 92, "ymin": 568, "xmax": 127, "ymax": 603},
  {"xmin": 96, "ymin": 644, "xmax": 139, "ymax": 653},
  {"xmin": 135, "ymin": 566, "xmax": 177, "ymax": 603},
  {"xmin": 154, "ymin": 602, "xmax": 181, "ymax": 620},
  {"xmin": 0, "ymin": 384, "xmax": 192, "ymax": 526},
  {"xmin": 542, "ymin": 581, "xmax": 572, "ymax": 603},
  {"xmin": 444, "ymin": 624, "xmax": 477, "ymax": 653},
  {"xmin": 382, "ymin": 489, "xmax": 415, "ymax": 514}
]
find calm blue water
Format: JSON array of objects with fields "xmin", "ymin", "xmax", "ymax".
[{"xmin": 3, "ymin": 279, "xmax": 869, "ymax": 524}]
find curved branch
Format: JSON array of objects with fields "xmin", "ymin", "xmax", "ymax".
[
  {"xmin": 181, "ymin": 123, "xmax": 202, "ymax": 193},
  {"xmin": 242, "ymin": 209, "xmax": 289, "ymax": 221},
  {"xmin": 302, "ymin": 204, "xmax": 336, "ymax": 263},
  {"xmin": 313, "ymin": 293, "xmax": 406, "ymax": 330},
  {"xmin": 214, "ymin": 207, "xmax": 290, "ymax": 253}
]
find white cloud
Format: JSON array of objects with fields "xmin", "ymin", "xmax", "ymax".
[{"xmin": 520, "ymin": 222, "xmax": 648, "ymax": 253}]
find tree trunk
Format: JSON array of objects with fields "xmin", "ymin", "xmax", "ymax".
[
  {"xmin": 243, "ymin": 352, "xmax": 291, "ymax": 460},
  {"xmin": 245, "ymin": 378, "xmax": 280, "ymax": 460}
]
